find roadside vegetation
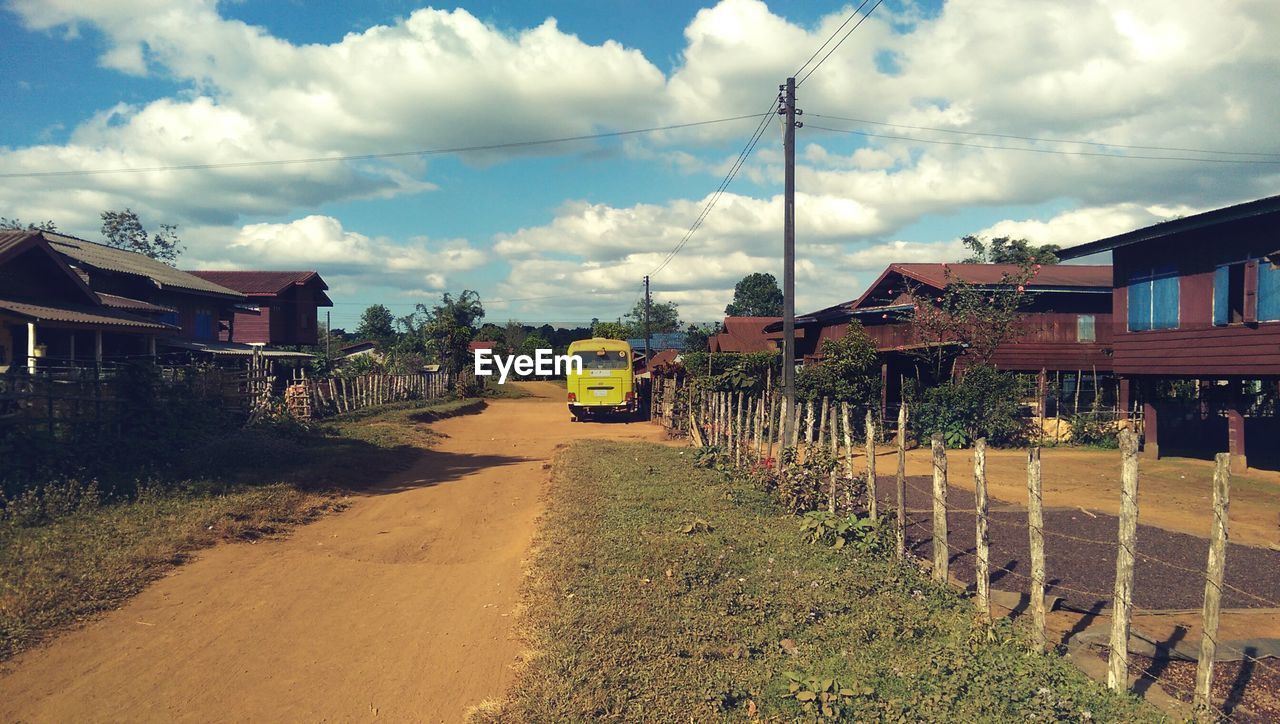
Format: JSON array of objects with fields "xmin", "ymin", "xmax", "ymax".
[
  {"xmin": 486, "ymin": 440, "xmax": 1159, "ymax": 722},
  {"xmin": 0, "ymin": 395, "xmax": 485, "ymax": 661}
]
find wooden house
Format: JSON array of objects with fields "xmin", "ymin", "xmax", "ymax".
[
  {"xmin": 769, "ymin": 263, "xmax": 1114, "ymax": 412},
  {"xmin": 186, "ymin": 271, "xmax": 332, "ymax": 346},
  {"xmin": 42, "ymin": 232, "xmax": 246, "ymax": 344},
  {"xmin": 709, "ymin": 317, "xmax": 782, "ymax": 353},
  {"xmin": 1060, "ymin": 194, "xmax": 1280, "ymax": 470},
  {"xmin": 0, "ymin": 231, "xmax": 177, "ymax": 373}
]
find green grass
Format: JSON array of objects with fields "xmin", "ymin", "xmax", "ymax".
[
  {"xmin": 0, "ymin": 396, "xmax": 484, "ymax": 661},
  {"xmin": 485, "ymin": 441, "xmax": 1161, "ymax": 722}
]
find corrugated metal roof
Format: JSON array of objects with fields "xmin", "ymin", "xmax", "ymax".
[
  {"xmin": 96, "ymin": 293, "xmax": 177, "ymax": 314},
  {"xmin": 43, "ymin": 232, "xmax": 245, "ymax": 299},
  {"xmin": 889, "ymin": 263, "xmax": 1112, "ymax": 289},
  {"xmin": 160, "ymin": 338, "xmax": 314, "ymax": 358},
  {"xmin": 711, "ymin": 316, "xmax": 780, "ymax": 353},
  {"xmin": 0, "ymin": 297, "xmax": 175, "ymax": 330},
  {"xmin": 185, "ymin": 270, "xmax": 328, "ymax": 295},
  {"xmin": 1059, "ymin": 194, "xmax": 1280, "ymax": 260},
  {"xmin": 0, "ymin": 230, "xmax": 40, "ymax": 261}
]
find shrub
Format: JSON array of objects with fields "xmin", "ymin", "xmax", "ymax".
[
  {"xmin": 907, "ymin": 366, "xmax": 1027, "ymax": 448},
  {"xmin": 795, "ymin": 323, "xmax": 881, "ymax": 408},
  {"xmin": 1067, "ymin": 413, "xmax": 1120, "ymax": 448}
]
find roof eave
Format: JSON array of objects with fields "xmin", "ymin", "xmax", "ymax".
[{"xmin": 1059, "ymin": 194, "xmax": 1280, "ymax": 260}]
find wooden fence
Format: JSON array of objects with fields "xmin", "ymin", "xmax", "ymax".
[
  {"xmin": 286, "ymin": 370, "xmax": 453, "ymax": 420},
  {"xmin": 648, "ymin": 376, "xmax": 1276, "ymax": 720}
]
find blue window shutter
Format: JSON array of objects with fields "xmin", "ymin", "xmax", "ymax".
[
  {"xmin": 1213, "ymin": 265, "xmax": 1230, "ymax": 326},
  {"xmin": 1259, "ymin": 260, "xmax": 1280, "ymax": 322},
  {"xmin": 1127, "ymin": 270, "xmax": 1152, "ymax": 331},
  {"xmin": 1151, "ymin": 265, "xmax": 1180, "ymax": 329},
  {"xmin": 1077, "ymin": 314, "xmax": 1096, "ymax": 342}
]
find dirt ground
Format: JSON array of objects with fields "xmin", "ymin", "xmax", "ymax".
[
  {"xmin": 896, "ymin": 446, "xmax": 1280, "ymax": 549},
  {"xmin": 0, "ymin": 382, "xmax": 667, "ymax": 723}
]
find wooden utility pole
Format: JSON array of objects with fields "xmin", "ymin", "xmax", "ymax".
[
  {"xmin": 643, "ymin": 274, "xmax": 652, "ymax": 365},
  {"xmin": 779, "ymin": 77, "xmax": 800, "ymax": 447}
]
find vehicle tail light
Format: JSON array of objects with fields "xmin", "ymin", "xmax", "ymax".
[
  {"xmin": 567, "ymin": 392, "xmax": 577, "ymax": 402},
  {"xmin": 625, "ymin": 391, "xmax": 635, "ymax": 402}
]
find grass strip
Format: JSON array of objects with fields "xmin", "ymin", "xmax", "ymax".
[{"xmin": 487, "ymin": 440, "xmax": 1161, "ymax": 722}]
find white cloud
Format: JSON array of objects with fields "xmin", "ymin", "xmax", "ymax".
[{"xmin": 974, "ymin": 203, "xmax": 1203, "ymax": 249}]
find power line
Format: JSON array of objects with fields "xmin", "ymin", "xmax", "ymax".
[
  {"xmin": 793, "ymin": 0, "xmax": 875, "ymax": 80},
  {"xmin": 806, "ymin": 123, "xmax": 1280, "ymax": 164},
  {"xmin": 795, "ymin": 0, "xmax": 887, "ymax": 87},
  {"xmin": 807, "ymin": 113, "xmax": 1280, "ymax": 158},
  {"xmin": 649, "ymin": 105, "xmax": 777, "ymax": 278},
  {"xmin": 0, "ymin": 115, "xmax": 762, "ymax": 180}
]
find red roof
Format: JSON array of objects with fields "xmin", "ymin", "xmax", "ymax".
[
  {"xmin": 185, "ymin": 270, "xmax": 328, "ymax": 296},
  {"xmin": 710, "ymin": 316, "xmax": 781, "ymax": 353},
  {"xmin": 468, "ymin": 340, "xmax": 497, "ymax": 352},
  {"xmin": 851, "ymin": 263, "xmax": 1111, "ymax": 310}
]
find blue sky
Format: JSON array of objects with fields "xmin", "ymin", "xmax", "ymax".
[{"xmin": 3, "ymin": 0, "xmax": 1278, "ymax": 330}]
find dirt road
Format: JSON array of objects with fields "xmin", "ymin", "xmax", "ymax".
[{"xmin": 0, "ymin": 382, "xmax": 667, "ymax": 723}]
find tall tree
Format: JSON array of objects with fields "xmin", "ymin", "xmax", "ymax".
[
  {"xmin": 591, "ymin": 321, "xmax": 632, "ymax": 340},
  {"xmin": 961, "ymin": 235, "xmax": 1060, "ymax": 265},
  {"xmin": 100, "ymin": 208, "xmax": 183, "ymax": 265},
  {"xmin": 724, "ymin": 272, "xmax": 783, "ymax": 317},
  {"xmin": 355, "ymin": 304, "xmax": 397, "ymax": 346},
  {"xmin": 622, "ymin": 298, "xmax": 680, "ymax": 334},
  {"xmin": 419, "ymin": 290, "xmax": 485, "ymax": 375},
  {"xmin": 0, "ymin": 217, "xmax": 57, "ymax": 232},
  {"xmin": 683, "ymin": 321, "xmax": 721, "ymax": 352}
]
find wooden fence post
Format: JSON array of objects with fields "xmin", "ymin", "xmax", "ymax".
[
  {"xmin": 931, "ymin": 433, "xmax": 948, "ymax": 583},
  {"xmin": 790, "ymin": 401, "xmax": 802, "ymax": 448},
  {"xmin": 841, "ymin": 402, "xmax": 855, "ymax": 508},
  {"xmin": 865, "ymin": 409, "xmax": 878, "ymax": 519},
  {"xmin": 1108, "ymin": 429, "xmax": 1141, "ymax": 690},
  {"xmin": 1027, "ymin": 446, "xmax": 1046, "ymax": 649},
  {"xmin": 974, "ymin": 437, "xmax": 990, "ymax": 620},
  {"xmin": 1193, "ymin": 452, "xmax": 1231, "ymax": 719},
  {"xmin": 804, "ymin": 399, "xmax": 815, "ymax": 447},
  {"xmin": 896, "ymin": 403, "xmax": 907, "ymax": 559},
  {"xmin": 818, "ymin": 396, "xmax": 830, "ymax": 449},
  {"xmin": 827, "ymin": 405, "xmax": 839, "ymax": 513},
  {"xmin": 755, "ymin": 394, "xmax": 765, "ymax": 459}
]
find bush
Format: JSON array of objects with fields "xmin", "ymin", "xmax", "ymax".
[
  {"xmin": 1066, "ymin": 413, "xmax": 1120, "ymax": 448},
  {"xmin": 682, "ymin": 350, "xmax": 779, "ymax": 393},
  {"xmin": 795, "ymin": 323, "xmax": 881, "ymax": 408},
  {"xmin": 907, "ymin": 366, "xmax": 1027, "ymax": 448}
]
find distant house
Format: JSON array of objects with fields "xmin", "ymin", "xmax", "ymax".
[
  {"xmin": 468, "ymin": 340, "xmax": 497, "ymax": 354},
  {"xmin": 709, "ymin": 317, "xmax": 781, "ymax": 353},
  {"xmin": 43, "ymin": 232, "xmax": 246, "ymax": 345},
  {"xmin": 0, "ymin": 231, "xmax": 176, "ymax": 372},
  {"xmin": 1060, "ymin": 194, "xmax": 1280, "ymax": 470},
  {"xmin": 768, "ymin": 262, "xmax": 1114, "ymax": 412},
  {"xmin": 626, "ymin": 332, "xmax": 685, "ymax": 355},
  {"xmin": 186, "ymin": 271, "xmax": 332, "ymax": 346},
  {"xmin": 335, "ymin": 340, "xmax": 382, "ymax": 364}
]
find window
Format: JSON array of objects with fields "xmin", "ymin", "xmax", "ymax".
[
  {"xmin": 1259, "ymin": 260, "xmax": 1280, "ymax": 322},
  {"xmin": 159, "ymin": 311, "xmax": 179, "ymax": 327},
  {"xmin": 1127, "ymin": 264, "xmax": 1179, "ymax": 331},
  {"xmin": 194, "ymin": 310, "xmax": 214, "ymax": 339},
  {"xmin": 1213, "ymin": 262, "xmax": 1246, "ymax": 326},
  {"xmin": 1077, "ymin": 314, "xmax": 1096, "ymax": 342}
]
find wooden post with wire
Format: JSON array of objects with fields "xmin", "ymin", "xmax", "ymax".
[
  {"xmin": 865, "ymin": 409, "xmax": 877, "ymax": 518},
  {"xmin": 1027, "ymin": 446, "xmax": 1046, "ymax": 648},
  {"xmin": 1109, "ymin": 429, "xmax": 1141, "ymax": 690},
  {"xmin": 842, "ymin": 402, "xmax": 855, "ymax": 508},
  {"xmin": 1194, "ymin": 452, "xmax": 1231, "ymax": 720},
  {"xmin": 931, "ymin": 433, "xmax": 948, "ymax": 583},
  {"xmin": 974, "ymin": 437, "xmax": 990, "ymax": 620},
  {"xmin": 895, "ymin": 403, "xmax": 908, "ymax": 559}
]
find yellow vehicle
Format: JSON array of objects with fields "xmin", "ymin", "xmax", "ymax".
[{"xmin": 565, "ymin": 338, "xmax": 637, "ymax": 420}]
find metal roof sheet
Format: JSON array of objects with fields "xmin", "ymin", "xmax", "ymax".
[
  {"xmin": 0, "ymin": 297, "xmax": 175, "ymax": 330},
  {"xmin": 43, "ymin": 232, "xmax": 245, "ymax": 299},
  {"xmin": 185, "ymin": 270, "xmax": 328, "ymax": 296}
]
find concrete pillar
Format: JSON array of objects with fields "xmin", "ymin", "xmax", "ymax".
[
  {"xmin": 68, "ymin": 332, "xmax": 76, "ymax": 368},
  {"xmin": 26, "ymin": 321, "xmax": 36, "ymax": 374},
  {"xmin": 94, "ymin": 330, "xmax": 103, "ymax": 363},
  {"xmin": 1118, "ymin": 377, "xmax": 1131, "ymax": 416},
  {"xmin": 1226, "ymin": 407, "xmax": 1247, "ymax": 473}
]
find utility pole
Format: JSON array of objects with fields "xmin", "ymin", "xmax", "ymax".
[
  {"xmin": 780, "ymin": 77, "xmax": 801, "ymax": 445},
  {"xmin": 643, "ymin": 274, "xmax": 652, "ymax": 364},
  {"xmin": 325, "ymin": 310, "xmax": 332, "ymax": 370}
]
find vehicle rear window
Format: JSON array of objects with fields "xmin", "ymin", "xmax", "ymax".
[{"xmin": 571, "ymin": 351, "xmax": 630, "ymax": 370}]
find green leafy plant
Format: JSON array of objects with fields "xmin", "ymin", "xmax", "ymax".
[
  {"xmin": 781, "ymin": 671, "xmax": 869, "ymax": 719},
  {"xmin": 905, "ymin": 366, "xmax": 1028, "ymax": 448},
  {"xmin": 800, "ymin": 510, "xmax": 876, "ymax": 550},
  {"xmin": 1066, "ymin": 413, "xmax": 1120, "ymax": 448}
]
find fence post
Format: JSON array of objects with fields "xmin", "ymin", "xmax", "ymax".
[
  {"xmin": 841, "ymin": 402, "xmax": 855, "ymax": 508},
  {"xmin": 767, "ymin": 394, "xmax": 780, "ymax": 463},
  {"xmin": 804, "ymin": 399, "xmax": 815, "ymax": 447},
  {"xmin": 1193, "ymin": 453, "xmax": 1231, "ymax": 720},
  {"xmin": 931, "ymin": 433, "xmax": 948, "ymax": 583},
  {"xmin": 827, "ymin": 406, "xmax": 838, "ymax": 513},
  {"xmin": 896, "ymin": 403, "xmax": 907, "ymax": 559},
  {"xmin": 974, "ymin": 437, "xmax": 990, "ymax": 620},
  {"xmin": 818, "ymin": 396, "xmax": 830, "ymax": 449},
  {"xmin": 1027, "ymin": 446, "xmax": 1046, "ymax": 648},
  {"xmin": 865, "ymin": 409, "xmax": 878, "ymax": 519},
  {"xmin": 790, "ymin": 401, "xmax": 802, "ymax": 448},
  {"xmin": 1108, "ymin": 429, "xmax": 1141, "ymax": 690},
  {"xmin": 754, "ymin": 394, "xmax": 765, "ymax": 458}
]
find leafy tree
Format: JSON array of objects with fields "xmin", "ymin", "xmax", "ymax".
[
  {"xmin": 592, "ymin": 320, "xmax": 632, "ymax": 340},
  {"xmin": 517, "ymin": 332, "xmax": 552, "ymax": 357},
  {"xmin": 418, "ymin": 290, "xmax": 485, "ymax": 375},
  {"xmin": 355, "ymin": 304, "xmax": 397, "ymax": 346},
  {"xmin": 622, "ymin": 298, "xmax": 680, "ymax": 334},
  {"xmin": 725, "ymin": 272, "xmax": 783, "ymax": 317},
  {"xmin": 473, "ymin": 322, "xmax": 505, "ymax": 343},
  {"xmin": 683, "ymin": 321, "xmax": 721, "ymax": 352},
  {"xmin": 0, "ymin": 217, "xmax": 57, "ymax": 232},
  {"xmin": 905, "ymin": 264, "xmax": 1036, "ymax": 383},
  {"xmin": 795, "ymin": 323, "xmax": 882, "ymax": 407},
  {"xmin": 961, "ymin": 235, "xmax": 1060, "ymax": 265},
  {"xmin": 100, "ymin": 208, "xmax": 183, "ymax": 265},
  {"xmin": 503, "ymin": 321, "xmax": 529, "ymax": 355}
]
